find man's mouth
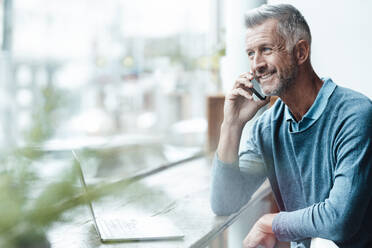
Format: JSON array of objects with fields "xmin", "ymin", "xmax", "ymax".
[{"xmin": 257, "ymin": 71, "xmax": 276, "ymax": 83}]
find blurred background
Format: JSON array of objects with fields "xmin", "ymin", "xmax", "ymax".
[
  {"xmin": 0, "ymin": 2, "xmax": 223, "ymax": 243},
  {"xmin": 1, "ymin": 0, "xmax": 372, "ymax": 154},
  {"xmin": 0, "ymin": 0, "xmax": 224, "ymax": 152}
]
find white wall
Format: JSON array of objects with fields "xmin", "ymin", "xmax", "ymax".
[{"xmin": 269, "ymin": 0, "xmax": 372, "ymax": 99}]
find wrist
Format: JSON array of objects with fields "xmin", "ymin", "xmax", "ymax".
[
  {"xmin": 220, "ymin": 121, "xmax": 245, "ymax": 132},
  {"xmin": 216, "ymin": 122, "xmax": 244, "ymax": 164}
]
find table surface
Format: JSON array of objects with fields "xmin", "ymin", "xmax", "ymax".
[{"xmin": 47, "ymin": 155, "xmax": 271, "ymax": 248}]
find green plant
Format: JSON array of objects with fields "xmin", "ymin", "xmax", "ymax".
[{"xmin": 0, "ymin": 149, "xmax": 125, "ymax": 248}]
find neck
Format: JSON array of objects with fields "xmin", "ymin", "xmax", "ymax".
[{"xmin": 280, "ymin": 64, "xmax": 323, "ymax": 122}]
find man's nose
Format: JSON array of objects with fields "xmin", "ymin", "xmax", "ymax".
[{"xmin": 252, "ymin": 54, "xmax": 267, "ymax": 75}]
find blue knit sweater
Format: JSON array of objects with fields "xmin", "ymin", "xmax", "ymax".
[{"xmin": 211, "ymin": 80, "xmax": 372, "ymax": 247}]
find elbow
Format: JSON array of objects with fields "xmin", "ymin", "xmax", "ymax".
[
  {"xmin": 210, "ymin": 194, "xmax": 241, "ymax": 216},
  {"xmin": 210, "ymin": 202, "xmax": 239, "ymax": 216},
  {"xmin": 209, "ymin": 165, "xmax": 253, "ymax": 216}
]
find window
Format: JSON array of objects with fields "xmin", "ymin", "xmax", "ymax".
[{"xmin": 1, "ymin": 0, "xmax": 221, "ymax": 153}]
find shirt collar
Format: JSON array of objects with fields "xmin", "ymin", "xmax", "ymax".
[{"xmin": 284, "ymin": 78, "xmax": 336, "ymax": 122}]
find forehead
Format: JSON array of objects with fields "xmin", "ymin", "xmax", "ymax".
[{"xmin": 245, "ymin": 19, "xmax": 282, "ymax": 50}]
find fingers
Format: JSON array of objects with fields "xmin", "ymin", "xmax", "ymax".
[
  {"xmin": 235, "ymin": 72, "xmax": 254, "ymax": 89},
  {"xmin": 230, "ymin": 87, "xmax": 254, "ymax": 100},
  {"xmin": 239, "ymin": 71, "xmax": 255, "ymax": 81},
  {"xmin": 231, "ymin": 73, "xmax": 254, "ymax": 100},
  {"xmin": 243, "ymin": 231, "xmax": 260, "ymax": 248},
  {"xmin": 243, "ymin": 232, "xmax": 276, "ymax": 248},
  {"xmin": 231, "ymin": 72, "xmax": 265, "ymax": 102},
  {"xmin": 235, "ymin": 77, "xmax": 253, "ymax": 89}
]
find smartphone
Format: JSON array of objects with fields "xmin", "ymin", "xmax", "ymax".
[{"xmin": 250, "ymin": 78, "xmax": 266, "ymax": 100}]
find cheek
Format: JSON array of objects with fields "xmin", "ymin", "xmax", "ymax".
[
  {"xmin": 268, "ymin": 55, "xmax": 287, "ymax": 71},
  {"xmin": 277, "ymin": 57, "xmax": 295, "ymax": 74}
]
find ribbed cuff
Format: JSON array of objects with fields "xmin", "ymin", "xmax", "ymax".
[
  {"xmin": 272, "ymin": 211, "xmax": 291, "ymax": 242},
  {"xmin": 214, "ymin": 153, "xmax": 239, "ymax": 170}
]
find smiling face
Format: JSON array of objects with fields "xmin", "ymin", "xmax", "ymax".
[{"xmin": 245, "ymin": 19, "xmax": 298, "ymax": 97}]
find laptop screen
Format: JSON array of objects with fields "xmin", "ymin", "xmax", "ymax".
[{"xmin": 72, "ymin": 150, "xmax": 102, "ymax": 239}]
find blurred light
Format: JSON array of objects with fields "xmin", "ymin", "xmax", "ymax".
[
  {"xmin": 120, "ymin": 0, "xmax": 210, "ymax": 37},
  {"xmin": 196, "ymin": 56, "xmax": 210, "ymax": 70},
  {"xmin": 96, "ymin": 57, "xmax": 106, "ymax": 67},
  {"xmin": 122, "ymin": 56, "xmax": 134, "ymax": 68},
  {"xmin": 16, "ymin": 89, "xmax": 33, "ymax": 107},
  {"xmin": 171, "ymin": 118, "xmax": 207, "ymax": 134},
  {"xmin": 69, "ymin": 108, "xmax": 115, "ymax": 135},
  {"xmin": 18, "ymin": 111, "xmax": 31, "ymax": 129},
  {"xmin": 137, "ymin": 112, "xmax": 157, "ymax": 129},
  {"xmin": 55, "ymin": 62, "xmax": 92, "ymax": 89},
  {"xmin": 17, "ymin": 66, "xmax": 32, "ymax": 87},
  {"xmin": 35, "ymin": 69, "xmax": 48, "ymax": 87}
]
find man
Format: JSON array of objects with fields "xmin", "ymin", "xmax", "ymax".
[{"xmin": 210, "ymin": 3, "xmax": 372, "ymax": 248}]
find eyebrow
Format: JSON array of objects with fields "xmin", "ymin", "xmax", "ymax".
[{"xmin": 246, "ymin": 43, "xmax": 273, "ymax": 52}]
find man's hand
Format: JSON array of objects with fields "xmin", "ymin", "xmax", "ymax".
[
  {"xmin": 223, "ymin": 72, "xmax": 270, "ymax": 128},
  {"xmin": 217, "ymin": 72, "xmax": 270, "ymax": 164},
  {"xmin": 243, "ymin": 213, "xmax": 277, "ymax": 248}
]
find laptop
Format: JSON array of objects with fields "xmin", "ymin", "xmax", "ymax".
[{"xmin": 72, "ymin": 150, "xmax": 184, "ymax": 242}]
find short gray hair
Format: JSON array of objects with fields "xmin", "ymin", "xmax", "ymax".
[{"xmin": 244, "ymin": 4, "xmax": 311, "ymax": 49}]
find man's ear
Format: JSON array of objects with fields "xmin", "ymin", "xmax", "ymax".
[{"xmin": 294, "ymin": 40, "xmax": 310, "ymax": 65}]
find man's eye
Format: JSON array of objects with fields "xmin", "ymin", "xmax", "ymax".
[
  {"xmin": 263, "ymin": 47, "xmax": 272, "ymax": 53},
  {"xmin": 247, "ymin": 51, "xmax": 254, "ymax": 58}
]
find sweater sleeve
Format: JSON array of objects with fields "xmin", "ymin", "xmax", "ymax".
[
  {"xmin": 272, "ymin": 104, "xmax": 372, "ymax": 243},
  {"xmin": 210, "ymin": 123, "xmax": 267, "ymax": 216}
]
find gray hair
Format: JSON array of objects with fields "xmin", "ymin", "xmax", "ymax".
[{"xmin": 244, "ymin": 4, "xmax": 311, "ymax": 50}]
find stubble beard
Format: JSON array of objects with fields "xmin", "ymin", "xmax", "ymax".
[{"xmin": 267, "ymin": 59, "xmax": 298, "ymax": 97}]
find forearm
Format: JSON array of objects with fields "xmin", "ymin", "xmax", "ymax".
[
  {"xmin": 272, "ymin": 183, "xmax": 371, "ymax": 243},
  {"xmin": 210, "ymin": 155, "xmax": 249, "ymax": 215},
  {"xmin": 212, "ymin": 113, "xmax": 268, "ymax": 215},
  {"xmin": 217, "ymin": 122, "xmax": 244, "ymax": 164},
  {"xmin": 272, "ymin": 202, "xmax": 345, "ymax": 242}
]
